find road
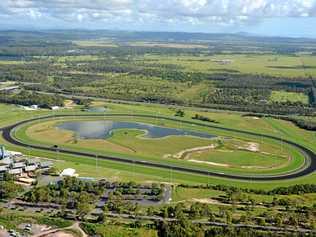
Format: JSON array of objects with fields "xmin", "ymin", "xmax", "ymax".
[{"xmin": 1, "ymin": 113, "xmax": 316, "ymax": 181}]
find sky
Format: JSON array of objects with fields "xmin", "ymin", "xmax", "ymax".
[{"xmin": 0, "ymin": 0, "xmax": 316, "ymax": 38}]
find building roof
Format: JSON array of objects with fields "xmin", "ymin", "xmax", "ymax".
[
  {"xmin": 8, "ymin": 168, "xmax": 22, "ymax": 175},
  {"xmin": 12, "ymin": 162, "xmax": 26, "ymax": 169},
  {"xmin": 1, "ymin": 157, "xmax": 13, "ymax": 165},
  {"xmin": 7, "ymin": 151, "xmax": 23, "ymax": 156},
  {"xmin": 0, "ymin": 166, "xmax": 8, "ymax": 172},
  {"xmin": 40, "ymin": 161, "xmax": 53, "ymax": 168},
  {"xmin": 24, "ymin": 165, "xmax": 38, "ymax": 172},
  {"xmin": 51, "ymin": 106, "xmax": 60, "ymax": 110},
  {"xmin": 60, "ymin": 168, "xmax": 76, "ymax": 177},
  {"xmin": 17, "ymin": 177, "xmax": 36, "ymax": 184},
  {"xmin": 26, "ymin": 159, "xmax": 38, "ymax": 165}
]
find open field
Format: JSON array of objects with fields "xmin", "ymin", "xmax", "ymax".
[
  {"xmin": 2, "ymin": 129, "xmax": 316, "ymax": 190},
  {"xmin": 143, "ymin": 54, "xmax": 316, "ymax": 78},
  {"xmin": 1, "ymin": 102, "xmax": 315, "ymax": 189},
  {"xmin": 1, "ymin": 100, "xmax": 315, "ymax": 152},
  {"xmin": 13, "ymin": 115, "xmax": 305, "ymax": 176},
  {"xmin": 0, "ymin": 209, "xmax": 72, "ymax": 230},
  {"xmin": 1, "ymin": 31, "xmax": 315, "ymax": 120},
  {"xmin": 270, "ymin": 90, "xmax": 309, "ymax": 104},
  {"xmin": 81, "ymin": 224, "xmax": 157, "ymax": 237},
  {"xmin": 129, "ymin": 41, "xmax": 209, "ymax": 49},
  {"xmin": 73, "ymin": 40, "xmax": 118, "ymax": 47},
  {"xmin": 171, "ymin": 186, "xmax": 316, "ymax": 208}
]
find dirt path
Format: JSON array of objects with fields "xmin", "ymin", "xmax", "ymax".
[
  {"xmin": 172, "ymin": 144, "xmax": 217, "ymax": 159},
  {"xmin": 32, "ymin": 222, "xmax": 87, "ymax": 237},
  {"xmin": 70, "ymin": 222, "xmax": 87, "ymax": 237}
]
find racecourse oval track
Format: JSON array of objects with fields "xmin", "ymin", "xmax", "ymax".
[{"xmin": 1, "ymin": 113, "xmax": 316, "ymax": 181}]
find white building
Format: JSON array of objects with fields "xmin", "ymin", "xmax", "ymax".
[
  {"xmin": 60, "ymin": 168, "xmax": 77, "ymax": 177},
  {"xmin": 51, "ymin": 106, "xmax": 60, "ymax": 110}
]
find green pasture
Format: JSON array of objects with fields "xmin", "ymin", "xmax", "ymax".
[
  {"xmin": 189, "ymin": 149, "xmax": 288, "ymax": 168},
  {"xmin": 270, "ymin": 90, "xmax": 309, "ymax": 104},
  {"xmin": 1, "ymin": 130, "xmax": 316, "ymax": 190},
  {"xmin": 0, "ymin": 102, "xmax": 315, "ymax": 189},
  {"xmin": 13, "ymin": 114, "xmax": 306, "ymax": 176},
  {"xmin": 172, "ymin": 186, "xmax": 316, "ymax": 207},
  {"xmin": 73, "ymin": 40, "xmax": 118, "ymax": 47},
  {"xmin": 143, "ymin": 54, "xmax": 316, "ymax": 78},
  {"xmin": 81, "ymin": 223, "xmax": 158, "ymax": 237}
]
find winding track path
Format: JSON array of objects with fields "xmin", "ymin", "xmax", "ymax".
[{"xmin": 1, "ymin": 114, "xmax": 316, "ymax": 181}]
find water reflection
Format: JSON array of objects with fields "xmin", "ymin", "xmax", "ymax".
[{"xmin": 57, "ymin": 120, "xmax": 215, "ymax": 139}]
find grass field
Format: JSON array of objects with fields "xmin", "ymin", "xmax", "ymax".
[
  {"xmin": 171, "ymin": 186, "xmax": 316, "ymax": 207},
  {"xmin": 73, "ymin": 40, "xmax": 118, "ymax": 47},
  {"xmin": 270, "ymin": 91, "xmax": 309, "ymax": 104},
  {"xmin": 143, "ymin": 54, "xmax": 316, "ymax": 78},
  {"xmin": 14, "ymin": 115, "xmax": 305, "ymax": 176},
  {"xmin": 2, "ymin": 130, "xmax": 316, "ymax": 190},
  {"xmin": 0, "ymin": 209, "xmax": 72, "ymax": 230},
  {"xmin": 129, "ymin": 41, "xmax": 208, "ymax": 49},
  {"xmin": 172, "ymin": 187, "xmax": 226, "ymax": 202},
  {"xmin": 1, "ymin": 102, "xmax": 316, "ymax": 189},
  {"xmin": 82, "ymin": 224, "xmax": 157, "ymax": 237}
]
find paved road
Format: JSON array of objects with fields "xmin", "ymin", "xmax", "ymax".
[{"xmin": 1, "ymin": 114, "xmax": 316, "ymax": 181}]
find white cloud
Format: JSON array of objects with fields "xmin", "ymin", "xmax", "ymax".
[{"xmin": 0, "ymin": 0, "xmax": 316, "ymax": 26}]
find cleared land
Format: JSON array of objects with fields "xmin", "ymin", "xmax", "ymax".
[
  {"xmin": 129, "ymin": 41, "xmax": 208, "ymax": 49},
  {"xmin": 144, "ymin": 54, "xmax": 316, "ymax": 78},
  {"xmin": 270, "ymin": 90, "xmax": 309, "ymax": 104},
  {"xmin": 73, "ymin": 40, "xmax": 118, "ymax": 47}
]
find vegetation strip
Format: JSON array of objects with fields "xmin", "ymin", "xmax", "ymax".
[{"xmin": 1, "ymin": 113, "xmax": 316, "ymax": 181}]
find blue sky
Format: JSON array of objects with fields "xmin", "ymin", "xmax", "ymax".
[{"xmin": 0, "ymin": 0, "xmax": 316, "ymax": 38}]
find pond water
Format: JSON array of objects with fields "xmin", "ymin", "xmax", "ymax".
[{"xmin": 57, "ymin": 120, "xmax": 215, "ymax": 139}]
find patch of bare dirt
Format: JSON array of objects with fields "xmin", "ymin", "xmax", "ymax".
[
  {"xmin": 188, "ymin": 159, "xmax": 230, "ymax": 167},
  {"xmin": 171, "ymin": 144, "xmax": 217, "ymax": 159},
  {"xmin": 191, "ymin": 198, "xmax": 229, "ymax": 206},
  {"xmin": 44, "ymin": 231, "xmax": 74, "ymax": 237},
  {"xmin": 237, "ymin": 142, "xmax": 259, "ymax": 152}
]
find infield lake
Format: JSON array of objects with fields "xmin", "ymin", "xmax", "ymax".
[{"xmin": 57, "ymin": 120, "xmax": 215, "ymax": 139}]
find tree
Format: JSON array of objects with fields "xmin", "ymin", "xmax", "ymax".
[
  {"xmin": 0, "ymin": 181, "xmax": 23, "ymax": 199},
  {"xmin": 175, "ymin": 109, "xmax": 185, "ymax": 117},
  {"xmin": 275, "ymin": 215, "xmax": 283, "ymax": 227},
  {"xmin": 225, "ymin": 210, "xmax": 232, "ymax": 224},
  {"xmin": 77, "ymin": 202, "xmax": 92, "ymax": 218}
]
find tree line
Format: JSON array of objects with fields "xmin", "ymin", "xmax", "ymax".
[{"xmin": 0, "ymin": 90, "xmax": 64, "ymax": 108}]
